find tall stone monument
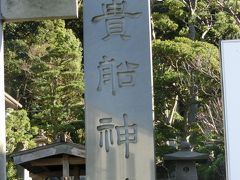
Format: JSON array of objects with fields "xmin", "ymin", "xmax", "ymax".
[
  {"xmin": 0, "ymin": 0, "xmax": 78, "ymax": 179},
  {"xmin": 84, "ymin": 0, "xmax": 156, "ymax": 179}
]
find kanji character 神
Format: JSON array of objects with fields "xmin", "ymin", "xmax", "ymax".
[
  {"xmin": 115, "ymin": 113, "xmax": 137, "ymax": 158},
  {"xmin": 97, "ymin": 118, "xmax": 115, "ymax": 152}
]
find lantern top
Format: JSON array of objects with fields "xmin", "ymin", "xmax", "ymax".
[{"xmin": 164, "ymin": 141, "xmax": 208, "ymax": 162}]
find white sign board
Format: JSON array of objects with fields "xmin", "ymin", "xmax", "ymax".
[
  {"xmin": 221, "ymin": 40, "xmax": 240, "ymax": 180},
  {"xmin": 84, "ymin": 0, "xmax": 156, "ymax": 179}
]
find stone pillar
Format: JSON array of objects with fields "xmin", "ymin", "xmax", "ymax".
[
  {"xmin": 0, "ymin": 19, "xmax": 6, "ymax": 180},
  {"xmin": 84, "ymin": 0, "xmax": 156, "ymax": 179}
]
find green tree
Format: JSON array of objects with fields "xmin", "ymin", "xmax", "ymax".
[
  {"xmin": 4, "ymin": 20, "xmax": 85, "ymax": 143},
  {"xmin": 153, "ymin": 37, "xmax": 224, "ymax": 178},
  {"xmin": 6, "ymin": 109, "xmax": 38, "ymax": 179},
  {"xmin": 30, "ymin": 20, "xmax": 84, "ymax": 142},
  {"xmin": 150, "ymin": 1, "xmax": 240, "ymax": 178},
  {"xmin": 4, "ymin": 21, "xmax": 45, "ymax": 106},
  {"xmin": 151, "ymin": 0, "xmax": 240, "ymax": 43},
  {"xmin": 65, "ymin": 3, "xmax": 84, "ymax": 42}
]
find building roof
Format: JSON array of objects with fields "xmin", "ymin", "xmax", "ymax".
[
  {"xmin": 12, "ymin": 142, "xmax": 85, "ymax": 165},
  {"xmin": 11, "ymin": 142, "xmax": 86, "ymax": 175}
]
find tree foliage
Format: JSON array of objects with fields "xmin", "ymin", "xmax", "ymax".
[
  {"xmin": 6, "ymin": 109, "xmax": 38, "ymax": 179},
  {"xmin": 152, "ymin": 0, "xmax": 240, "ymax": 43},
  {"xmin": 153, "ymin": 37, "xmax": 221, "ymax": 158},
  {"xmin": 29, "ymin": 20, "xmax": 84, "ymax": 141},
  {"xmin": 4, "ymin": 20, "xmax": 84, "ymax": 142},
  {"xmin": 151, "ymin": 0, "xmax": 237, "ymax": 179}
]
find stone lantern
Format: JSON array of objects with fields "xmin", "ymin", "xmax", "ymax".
[{"xmin": 163, "ymin": 141, "xmax": 208, "ymax": 180}]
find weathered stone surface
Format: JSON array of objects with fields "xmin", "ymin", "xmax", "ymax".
[
  {"xmin": 1, "ymin": 0, "xmax": 78, "ymax": 22},
  {"xmin": 0, "ymin": 21, "xmax": 6, "ymax": 180},
  {"xmin": 84, "ymin": 0, "xmax": 155, "ymax": 179},
  {"xmin": 175, "ymin": 161, "xmax": 198, "ymax": 180}
]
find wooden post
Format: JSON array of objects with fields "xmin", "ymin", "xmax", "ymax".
[{"xmin": 62, "ymin": 155, "xmax": 69, "ymax": 179}]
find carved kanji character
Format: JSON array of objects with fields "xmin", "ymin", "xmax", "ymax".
[
  {"xmin": 92, "ymin": 0, "xmax": 142, "ymax": 40},
  {"xmin": 97, "ymin": 118, "xmax": 115, "ymax": 152},
  {"xmin": 97, "ymin": 56, "xmax": 116, "ymax": 95},
  {"xmin": 115, "ymin": 113, "xmax": 137, "ymax": 158},
  {"xmin": 117, "ymin": 61, "xmax": 139, "ymax": 87}
]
